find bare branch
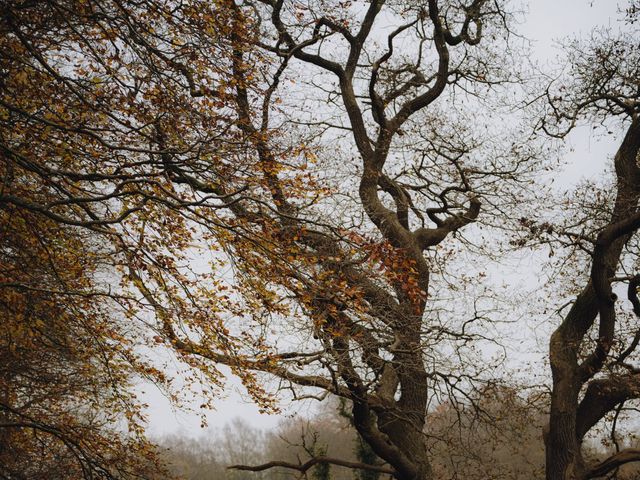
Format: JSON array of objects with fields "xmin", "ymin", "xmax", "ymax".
[{"xmin": 229, "ymin": 455, "xmax": 396, "ymax": 476}]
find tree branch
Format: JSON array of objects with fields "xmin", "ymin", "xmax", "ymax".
[
  {"xmin": 229, "ymin": 456, "xmax": 396, "ymax": 476},
  {"xmin": 587, "ymin": 449, "xmax": 640, "ymax": 479},
  {"xmin": 414, "ymin": 196, "xmax": 481, "ymax": 249}
]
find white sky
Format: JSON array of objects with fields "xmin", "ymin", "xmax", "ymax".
[{"xmin": 142, "ymin": 0, "xmax": 627, "ymax": 439}]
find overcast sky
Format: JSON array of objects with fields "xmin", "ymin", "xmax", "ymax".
[{"xmin": 142, "ymin": 0, "xmax": 628, "ymax": 440}]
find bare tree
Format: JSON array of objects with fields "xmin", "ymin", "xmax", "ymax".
[
  {"xmin": 535, "ymin": 7, "xmax": 640, "ymax": 479},
  {"xmin": 144, "ymin": 1, "xmax": 543, "ymax": 479}
]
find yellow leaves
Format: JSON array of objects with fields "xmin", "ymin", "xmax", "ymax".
[
  {"xmin": 1, "ymin": 0, "xmax": 281, "ymax": 474},
  {"xmin": 13, "ymin": 69, "xmax": 29, "ymax": 86}
]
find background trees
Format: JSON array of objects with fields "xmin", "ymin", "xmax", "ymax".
[
  {"xmin": 160, "ymin": 389, "xmax": 548, "ymax": 480},
  {"xmin": 426, "ymin": 385, "xmax": 547, "ymax": 479}
]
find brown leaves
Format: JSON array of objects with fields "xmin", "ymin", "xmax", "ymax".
[{"xmin": 0, "ymin": 205, "xmax": 168, "ymax": 478}]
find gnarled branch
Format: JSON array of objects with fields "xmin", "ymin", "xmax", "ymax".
[{"xmin": 228, "ymin": 456, "xmax": 396, "ymax": 476}]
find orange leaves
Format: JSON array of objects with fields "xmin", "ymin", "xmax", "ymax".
[
  {"xmin": 1, "ymin": 0, "xmax": 284, "ymax": 475},
  {"xmin": 0, "ymin": 204, "xmax": 168, "ymax": 478},
  {"xmin": 343, "ymin": 232, "xmax": 427, "ymax": 308}
]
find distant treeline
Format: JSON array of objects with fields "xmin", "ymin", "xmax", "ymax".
[{"xmin": 158, "ymin": 390, "xmax": 640, "ymax": 480}]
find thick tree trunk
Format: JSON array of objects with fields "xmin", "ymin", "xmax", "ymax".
[
  {"xmin": 376, "ymin": 389, "xmax": 431, "ymax": 480},
  {"xmin": 352, "ymin": 400, "xmax": 433, "ymax": 480},
  {"xmin": 351, "ymin": 308, "xmax": 433, "ymax": 480},
  {"xmin": 386, "ymin": 425, "xmax": 432, "ymax": 480},
  {"xmin": 545, "ymin": 290, "xmax": 596, "ymax": 480},
  {"xmin": 545, "ymin": 396, "xmax": 587, "ymax": 480},
  {"xmin": 545, "ymin": 118, "xmax": 640, "ymax": 480}
]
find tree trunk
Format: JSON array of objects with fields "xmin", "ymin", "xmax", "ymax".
[
  {"xmin": 385, "ymin": 425, "xmax": 432, "ymax": 480},
  {"xmin": 545, "ymin": 118, "xmax": 640, "ymax": 480}
]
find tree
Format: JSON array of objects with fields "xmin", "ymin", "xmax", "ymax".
[
  {"xmin": 338, "ymin": 398, "xmax": 384, "ymax": 480},
  {"xmin": 140, "ymin": 1, "xmax": 542, "ymax": 479},
  {"xmin": 0, "ymin": 201, "xmax": 165, "ymax": 478},
  {"xmin": 1, "ymin": 0, "xmax": 264, "ymax": 476},
  {"xmin": 531, "ymin": 6, "xmax": 640, "ymax": 479},
  {"xmin": 5, "ymin": 1, "xmax": 605, "ymax": 479},
  {"xmin": 427, "ymin": 384, "xmax": 547, "ymax": 479}
]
